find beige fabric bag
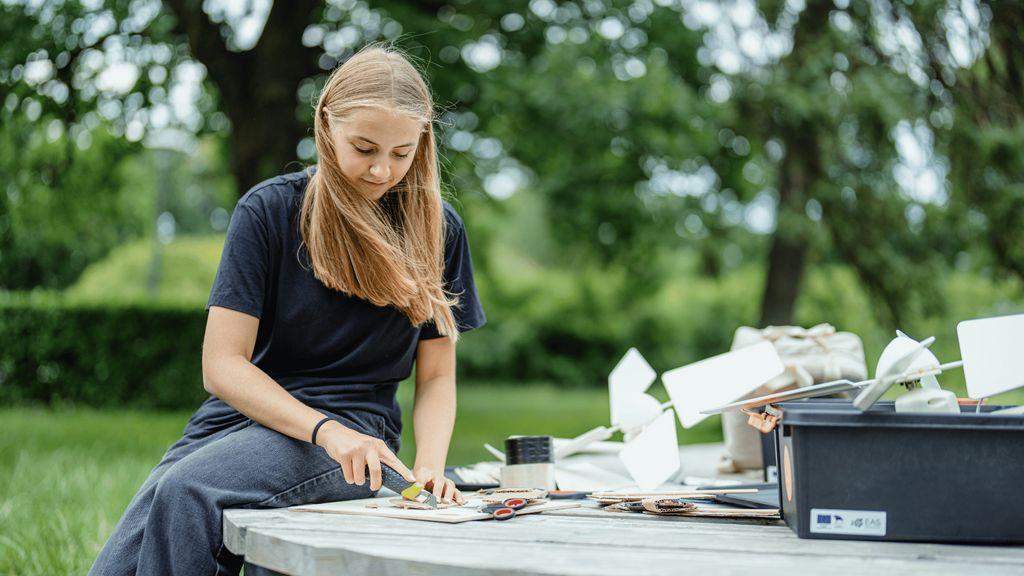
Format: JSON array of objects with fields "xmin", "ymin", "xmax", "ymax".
[{"xmin": 718, "ymin": 323, "xmax": 867, "ymax": 472}]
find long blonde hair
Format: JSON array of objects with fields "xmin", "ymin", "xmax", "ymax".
[{"xmin": 301, "ymin": 45, "xmax": 458, "ymax": 338}]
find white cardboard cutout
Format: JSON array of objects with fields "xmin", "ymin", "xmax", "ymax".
[
  {"xmin": 609, "ymin": 348, "xmax": 660, "ymax": 430},
  {"xmin": 876, "ymin": 330, "xmax": 940, "ymax": 378},
  {"xmin": 662, "ymin": 341, "xmax": 785, "ymax": 428},
  {"xmin": 958, "ymin": 313, "xmax": 1024, "ymax": 399},
  {"xmin": 617, "ymin": 410, "xmax": 680, "ymax": 492}
]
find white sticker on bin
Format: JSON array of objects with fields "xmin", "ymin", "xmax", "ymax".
[{"xmin": 810, "ymin": 508, "xmax": 887, "ymax": 537}]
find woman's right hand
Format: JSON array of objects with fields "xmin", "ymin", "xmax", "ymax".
[{"xmin": 316, "ymin": 421, "xmax": 416, "ymax": 491}]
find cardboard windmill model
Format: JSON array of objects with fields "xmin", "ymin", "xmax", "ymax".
[
  {"xmin": 704, "ymin": 313, "xmax": 1024, "ymax": 417},
  {"xmin": 556, "ymin": 343, "xmax": 785, "ymax": 491}
]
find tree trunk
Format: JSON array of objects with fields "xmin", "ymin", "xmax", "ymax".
[
  {"xmin": 755, "ymin": 2, "xmax": 829, "ymax": 328},
  {"xmin": 166, "ymin": 0, "xmax": 323, "ymax": 196},
  {"xmin": 759, "ymin": 229, "xmax": 807, "ymax": 327},
  {"xmin": 758, "ymin": 130, "xmax": 814, "ymax": 327}
]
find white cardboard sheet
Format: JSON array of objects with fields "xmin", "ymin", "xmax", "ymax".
[
  {"xmin": 617, "ymin": 410, "xmax": 680, "ymax": 492},
  {"xmin": 291, "ymin": 496, "xmax": 580, "ymax": 524},
  {"xmin": 554, "ymin": 461, "xmax": 633, "ymax": 492},
  {"xmin": 958, "ymin": 313, "xmax": 1024, "ymax": 399},
  {"xmin": 609, "ymin": 348, "xmax": 661, "ymax": 430},
  {"xmin": 662, "ymin": 341, "xmax": 785, "ymax": 428}
]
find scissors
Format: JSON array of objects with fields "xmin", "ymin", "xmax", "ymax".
[{"xmin": 479, "ymin": 497, "xmax": 528, "ymax": 521}]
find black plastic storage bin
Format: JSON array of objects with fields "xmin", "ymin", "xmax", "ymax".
[{"xmin": 774, "ymin": 399, "xmax": 1024, "ymax": 543}]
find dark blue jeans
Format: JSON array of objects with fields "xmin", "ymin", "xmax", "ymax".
[{"xmin": 88, "ymin": 409, "xmax": 398, "ymax": 576}]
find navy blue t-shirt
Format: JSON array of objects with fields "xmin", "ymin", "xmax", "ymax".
[{"xmin": 185, "ymin": 169, "xmax": 485, "ymax": 444}]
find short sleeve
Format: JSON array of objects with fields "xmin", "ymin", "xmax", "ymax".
[
  {"xmin": 419, "ymin": 206, "xmax": 486, "ymax": 340},
  {"xmin": 206, "ymin": 203, "xmax": 270, "ymax": 319}
]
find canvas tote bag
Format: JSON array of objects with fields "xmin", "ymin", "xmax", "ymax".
[{"xmin": 719, "ymin": 323, "xmax": 867, "ymax": 472}]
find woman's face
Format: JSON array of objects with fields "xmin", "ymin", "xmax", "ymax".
[{"xmin": 329, "ymin": 107, "xmax": 422, "ymax": 201}]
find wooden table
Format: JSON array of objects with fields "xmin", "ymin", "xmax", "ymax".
[{"xmin": 224, "ymin": 443, "xmax": 1024, "ymax": 575}]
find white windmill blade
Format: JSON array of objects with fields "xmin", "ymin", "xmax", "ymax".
[
  {"xmin": 662, "ymin": 341, "xmax": 785, "ymax": 428},
  {"xmin": 553, "ymin": 426, "xmax": 616, "ymax": 460},
  {"xmin": 557, "ymin": 349, "xmax": 664, "ymax": 461},
  {"xmin": 617, "ymin": 410, "xmax": 680, "ymax": 491},
  {"xmin": 958, "ymin": 313, "xmax": 1024, "ymax": 399},
  {"xmin": 609, "ymin": 348, "xmax": 661, "ymax": 430},
  {"xmin": 853, "ymin": 335, "xmax": 936, "ymax": 411},
  {"xmin": 876, "ymin": 331, "xmax": 941, "ymax": 380},
  {"xmin": 702, "ymin": 378, "xmax": 863, "ymax": 414}
]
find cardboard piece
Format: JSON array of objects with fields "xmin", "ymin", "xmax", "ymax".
[
  {"xmin": 958, "ymin": 313, "xmax": 1024, "ymax": 399},
  {"xmin": 609, "ymin": 348, "xmax": 663, "ymax": 431},
  {"xmin": 589, "ymin": 488, "xmax": 759, "ymax": 505},
  {"xmin": 876, "ymin": 331, "xmax": 940, "ymax": 379},
  {"xmin": 617, "ymin": 410, "xmax": 680, "ymax": 492},
  {"xmin": 662, "ymin": 341, "xmax": 785, "ymax": 428},
  {"xmin": 554, "ymin": 461, "xmax": 633, "ymax": 492},
  {"xmin": 291, "ymin": 496, "xmax": 580, "ymax": 524}
]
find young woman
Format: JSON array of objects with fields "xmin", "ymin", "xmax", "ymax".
[{"xmin": 89, "ymin": 45, "xmax": 485, "ymax": 576}]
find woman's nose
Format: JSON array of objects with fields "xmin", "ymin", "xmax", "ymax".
[{"xmin": 369, "ymin": 163, "xmax": 390, "ymax": 179}]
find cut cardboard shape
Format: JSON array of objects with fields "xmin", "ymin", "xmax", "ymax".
[
  {"xmin": 958, "ymin": 313, "xmax": 1024, "ymax": 399},
  {"xmin": 609, "ymin": 348, "xmax": 661, "ymax": 431},
  {"xmin": 615, "ymin": 394, "xmax": 664, "ymax": 433},
  {"xmin": 854, "ymin": 334, "xmax": 937, "ymax": 411},
  {"xmin": 662, "ymin": 341, "xmax": 785, "ymax": 428},
  {"xmin": 617, "ymin": 410, "xmax": 680, "ymax": 492},
  {"xmin": 292, "ymin": 497, "xmax": 580, "ymax": 524},
  {"xmin": 555, "ymin": 461, "xmax": 633, "ymax": 492},
  {"xmin": 876, "ymin": 330, "xmax": 940, "ymax": 378}
]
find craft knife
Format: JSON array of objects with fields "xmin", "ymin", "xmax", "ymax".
[{"xmin": 378, "ymin": 464, "xmax": 438, "ymax": 509}]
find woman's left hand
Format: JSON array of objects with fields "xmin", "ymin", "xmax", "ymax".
[{"xmin": 413, "ymin": 466, "xmax": 463, "ymax": 505}]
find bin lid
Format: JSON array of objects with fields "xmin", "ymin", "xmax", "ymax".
[{"xmin": 777, "ymin": 400, "xmax": 1024, "ymax": 431}]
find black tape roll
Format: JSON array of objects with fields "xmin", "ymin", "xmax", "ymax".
[{"xmin": 505, "ymin": 435, "xmax": 553, "ymax": 465}]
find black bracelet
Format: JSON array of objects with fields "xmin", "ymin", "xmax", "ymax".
[{"xmin": 311, "ymin": 416, "xmax": 332, "ymax": 446}]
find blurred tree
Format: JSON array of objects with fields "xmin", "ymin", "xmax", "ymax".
[
  {"xmin": 0, "ymin": 113, "xmax": 145, "ymax": 288},
  {"xmin": 935, "ymin": 2, "xmax": 1024, "ymax": 282},
  {"xmin": 0, "ymin": 0, "xmax": 196, "ymax": 288},
  {"xmin": 2, "ymin": 0, "xmax": 1019, "ymax": 336},
  {"xmin": 162, "ymin": 0, "xmax": 324, "ymax": 192},
  {"xmin": 727, "ymin": 0, "xmax": 950, "ymax": 327},
  {"xmin": 447, "ymin": 1, "xmax": 955, "ymax": 328}
]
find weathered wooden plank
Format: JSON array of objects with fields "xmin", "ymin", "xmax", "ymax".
[
  {"xmin": 236, "ymin": 526, "xmax": 1024, "ymax": 576},
  {"xmin": 224, "ymin": 442, "xmax": 1024, "ymax": 576},
  {"xmin": 224, "ymin": 509, "xmax": 1024, "ymax": 566}
]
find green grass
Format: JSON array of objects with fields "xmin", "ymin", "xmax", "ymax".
[
  {"xmin": 0, "ymin": 383, "xmax": 721, "ymax": 576},
  {"xmin": 0, "ymin": 409, "xmax": 194, "ymax": 576}
]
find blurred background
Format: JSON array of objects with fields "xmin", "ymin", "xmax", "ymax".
[{"xmin": 1, "ymin": 0, "xmax": 1022, "ymax": 572}]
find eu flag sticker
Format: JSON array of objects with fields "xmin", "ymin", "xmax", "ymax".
[{"xmin": 810, "ymin": 508, "xmax": 886, "ymax": 536}]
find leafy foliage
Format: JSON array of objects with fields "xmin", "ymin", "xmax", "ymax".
[
  {"xmin": 0, "ymin": 114, "xmax": 146, "ymax": 288},
  {"xmin": 2, "ymin": 0, "xmax": 1024, "ymax": 354}
]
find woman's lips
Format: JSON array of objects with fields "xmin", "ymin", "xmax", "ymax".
[{"xmin": 363, "ymin": 178, "xmax": 389, "ymax": 186}]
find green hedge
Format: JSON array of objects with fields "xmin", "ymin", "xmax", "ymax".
[
  {"xmin": 457, "ymin": 266, "xmax": 760, "ymax": 386},
  {"xmin": 3, "ymin": 263, "xmax": 1022, "ymax": 408},
  {"xmin": 0, "ymin": 294, "xmax": 208, "ymax": 409},
  {"xmin": 0, "ymin": 270, "xmax": 757, "ymax": 408}
]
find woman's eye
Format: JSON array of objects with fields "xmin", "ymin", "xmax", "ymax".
[
  {"xmin": 353, "ymin": 146, "xmax": 374, "ymax": 155},
  {"xmin": 393, "ymin": 152, "xmax": 410, "ymax": 159}
]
